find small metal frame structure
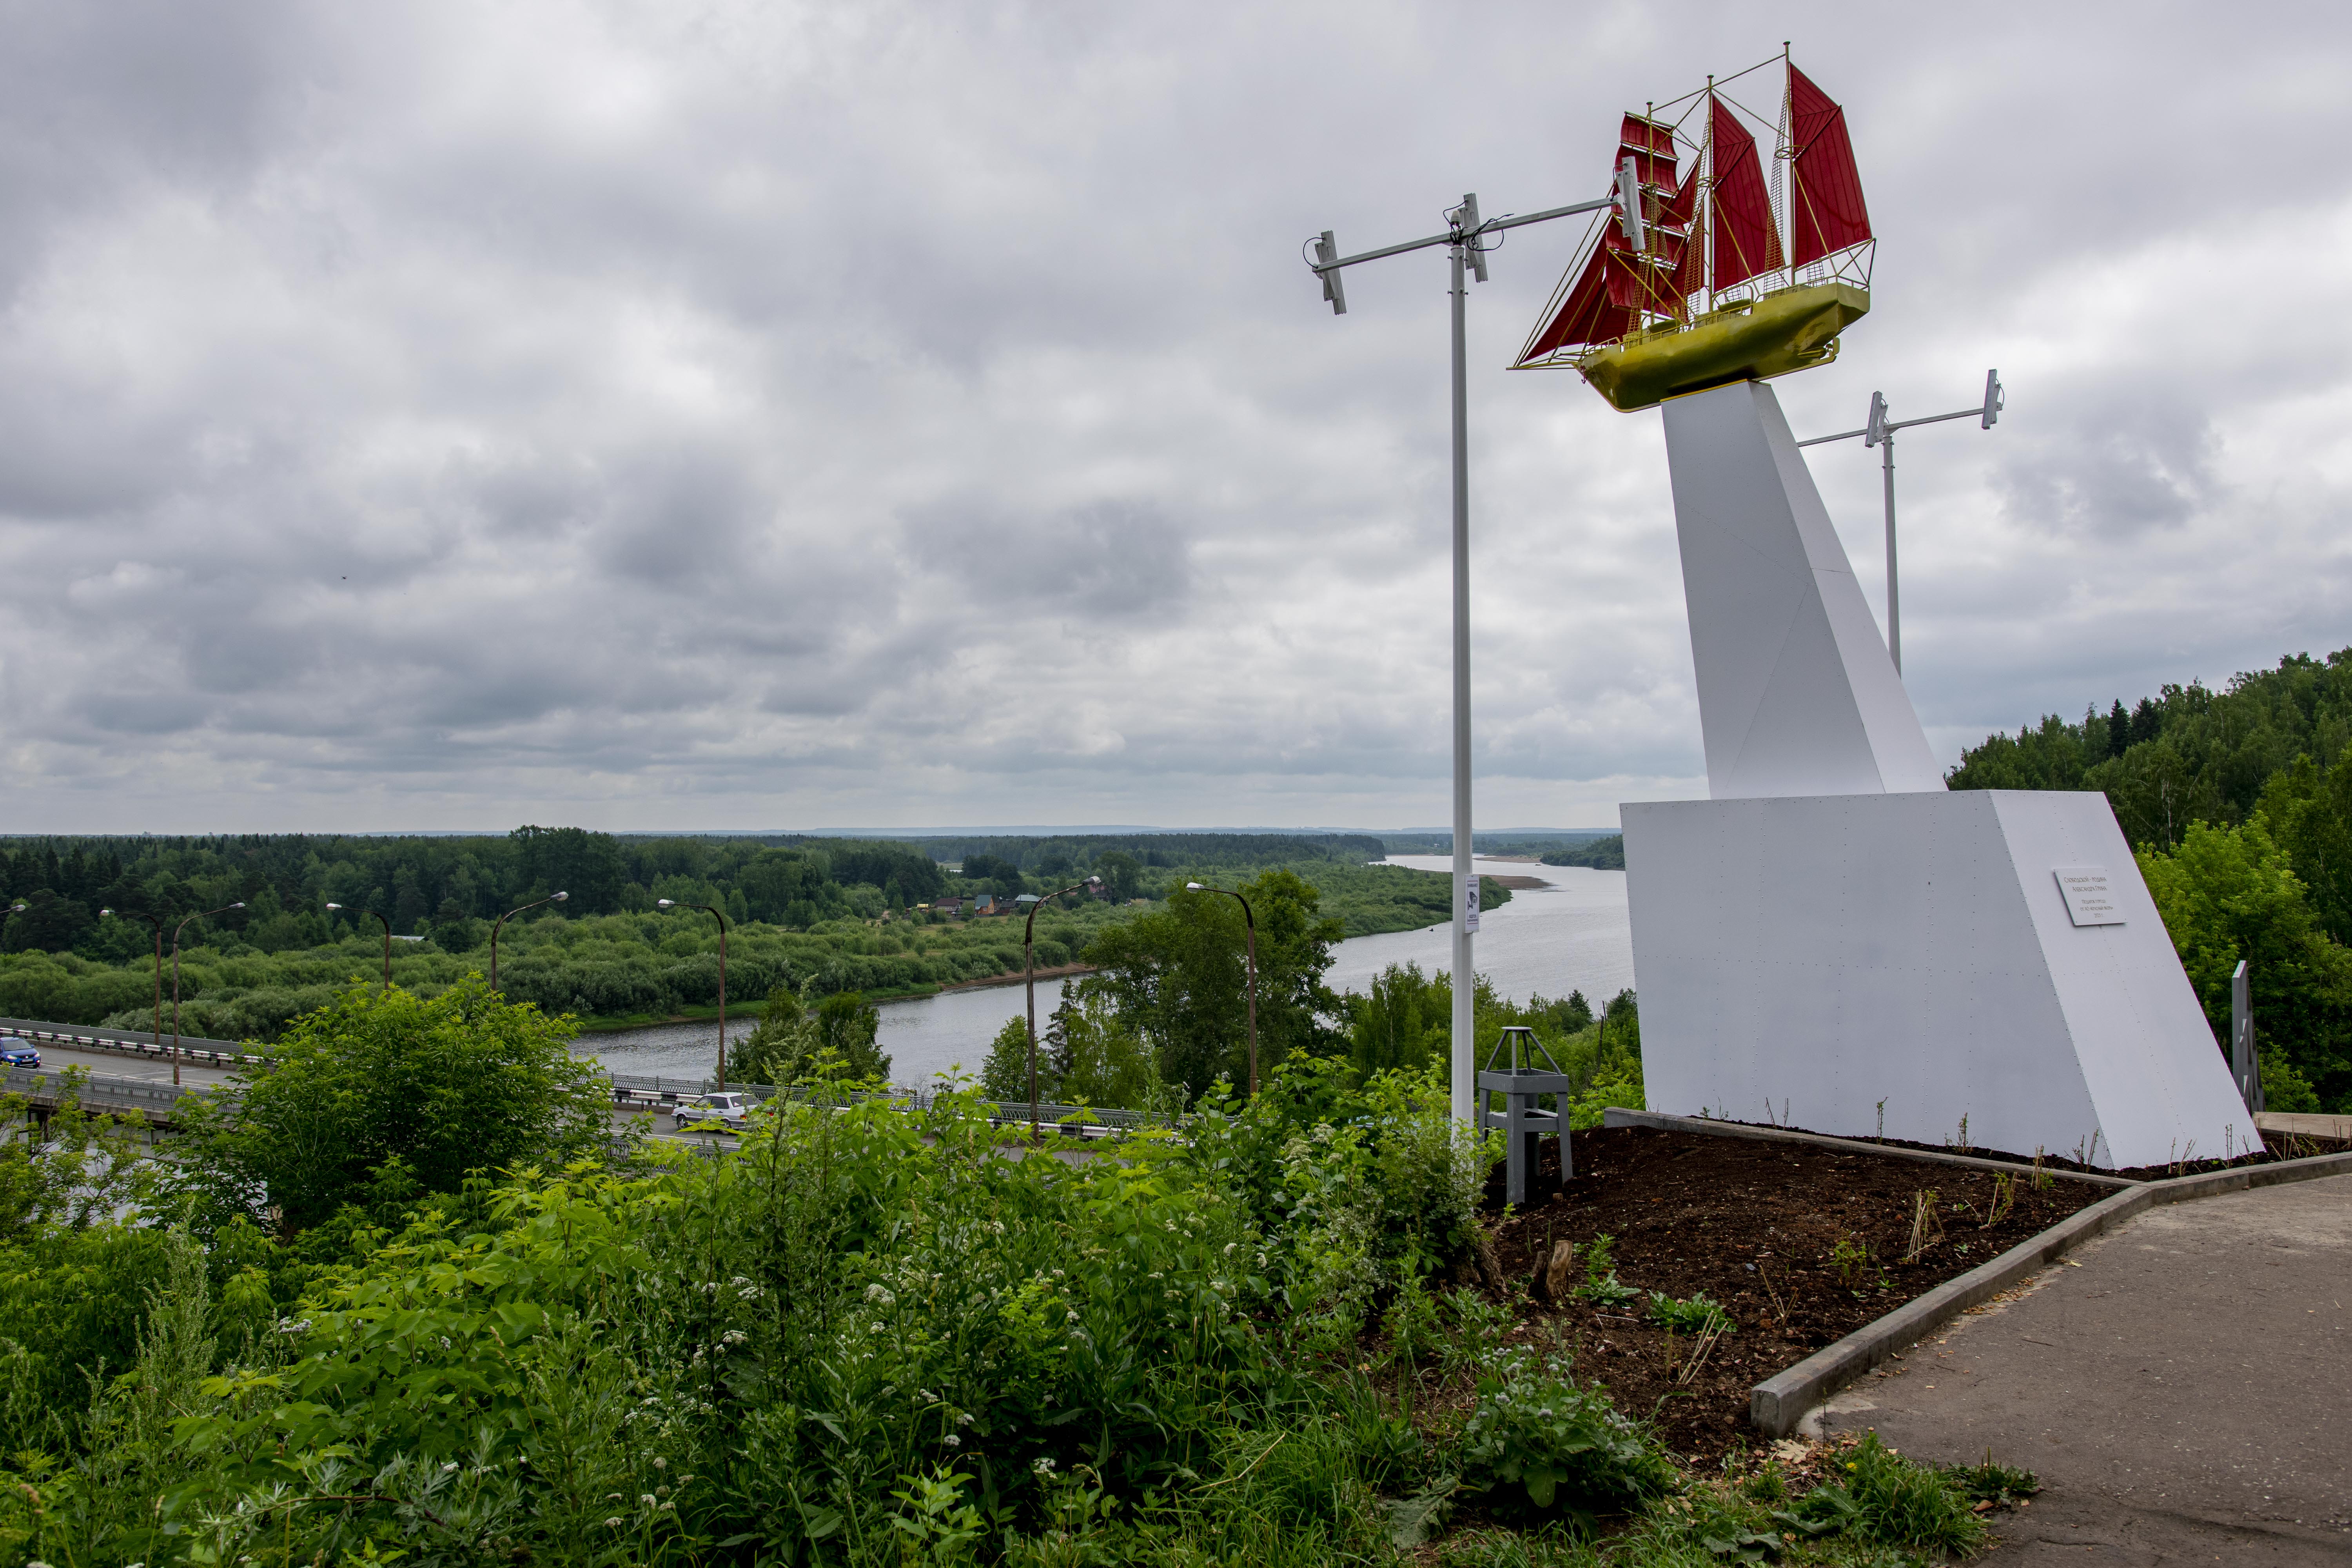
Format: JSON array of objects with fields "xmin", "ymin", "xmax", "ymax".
[{"xmin": 1477, "ymin": 1025, "xmax": 1575, "ymax": 1205}]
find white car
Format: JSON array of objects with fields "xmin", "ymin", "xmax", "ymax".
[{"xmin": 671, "ymin": 1092, "xmax": 751, "ymax": 1132}]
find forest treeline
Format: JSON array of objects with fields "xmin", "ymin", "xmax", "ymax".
[
  {"xmin": 1949, "ymin": 647, "xmax": 2352, "ymax": 1112},
  {"xmin": 0, "ymin": 828, "xmax": 1388, "ymax": 961},
  {"xmin": 0, "ymin": 827, "xmax": 1519, "ymax": 1042}
]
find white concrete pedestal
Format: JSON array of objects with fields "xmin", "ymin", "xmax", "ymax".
[{"xmin": 1622, "ymin": 789, "xmax": 2258, "ymax": 1169}]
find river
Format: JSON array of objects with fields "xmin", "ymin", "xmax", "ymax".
[{"xmin": 573, "ymin": 854, "xmax": 1631, "ymax": 1088}]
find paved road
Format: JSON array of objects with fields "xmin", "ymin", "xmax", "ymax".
[
  {"xmin": 1817, "ymin": 1173, "xmax": 2352, "ymax": 1563},
  {"xmin": 17, "ymin": 1042, "xmax": 238, "ymax": 1089}
]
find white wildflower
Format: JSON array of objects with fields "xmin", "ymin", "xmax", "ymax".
[
  {"xmin": 944, "ymin": 1434, "xmax": 962, "ymax": 1448},
  {"xmin": 864, "ymin": 1285, "xmax": 896, "ymax": 1306},
  {"xmin": 1033, "ymin": 1457, "xmax": 1057, "ymax": 1476}
]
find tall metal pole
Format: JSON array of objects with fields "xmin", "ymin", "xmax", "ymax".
[
  {"xmin": 1447, "ymin": 239, "xmax": 1477, "ymax": 1129},
  {"xmin": 327, "ymin": 904, "xmax": 394, "ymax": 991},
  {"xmin": 1185, "ymin": 883, "xmax": 1259, "ymax": 1096},
  {"xmin": 1799, "ymin": 371, "xmax": 2002, "ymax": 682},
  {"xmin": 100, "ymin": 908, "xmax": 166, "ymax": 1049},
  {"xmin": 490, "ymin": 891, "xmax": 568, "ymax": 997},
  {"xmin": 1301, "ymin": 185, "xmax": 1619, "ymax": 1125},
  {"xmin": 170, "ymin": 902, "xmax": 244, "ymax": 1086},
  {"xmin": 1881, "ymin": 432, "xmax": 1900, "ymax": 675},
  {"xmin": 657, "ymin": 898, "xmax": 728, "ymax": 1089},
  {"xmin": 1024, "ymin": 882, "xmax": 1091, "ymax": 1140}
]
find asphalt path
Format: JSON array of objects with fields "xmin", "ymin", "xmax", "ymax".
[{"xmin": 1816, "ymin": 1172, "xmax": 2352, "ymax": 1562}]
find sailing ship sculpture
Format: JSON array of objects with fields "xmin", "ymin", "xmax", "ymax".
[
  {"xmin": 1515, "ymin": 55, "xmax": 1873, "ymax": 412},
  {"xmin": 1555, "ymin": 54, "xmax": 2259, "ymax": 1172}
]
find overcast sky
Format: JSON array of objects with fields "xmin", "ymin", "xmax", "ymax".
[{"xmin": 2, "ymin": 0, "xmax": 2346, "ymax": 834}]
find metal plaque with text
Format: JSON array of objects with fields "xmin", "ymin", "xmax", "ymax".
[{"xmin": 2054, "ymin": 866, "xmax": 2125, "ymax": 927}]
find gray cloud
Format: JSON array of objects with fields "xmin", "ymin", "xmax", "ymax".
[{"xmin": 3, "ymin": 0, "xmax": 2352, "ymax": 831}]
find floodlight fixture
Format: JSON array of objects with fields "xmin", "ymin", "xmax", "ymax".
[
  {"xmin": 1800, "ymin": 370, "xmax": 2008, "ymax": 675},
  {"xmin": 1313, "ymin": 231, "xmax": 1347, "ymax": 315},
  {"xmin": 1615, "ymin": 156, "xmax": 1645, "ymax": 250},
  {"xmin": 1299, "ymin": 176, "xmax": 1615, "ymax": 1125},
  {"xmin": 1452, "ymin": 193, "xmax": 1489, "ymax": 283}
]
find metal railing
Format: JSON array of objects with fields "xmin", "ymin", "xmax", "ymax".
[
  {"xmin": 0, "ymin": 1017, "xmax": 261, "ymax": 1068},
  {"xmin": 2, "ymin": 1065, "xmax": 212, "ymax": 1119},
  {"xmin": 0, "ymin": 1019, "xmax": 1177, "ymax": 1142},
  {"xmin": 609, "ymin": 1071, "xmax": 1173, "ymax": 1140}
]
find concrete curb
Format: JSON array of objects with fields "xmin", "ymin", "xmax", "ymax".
[
  {"xmin": 1746, "ymin": 1147, "xmax": 2352, "ymax": 1436},
  {"xmin": 1599, "ymin": 1107, "xmax": 2134, "ymax": 1188}
]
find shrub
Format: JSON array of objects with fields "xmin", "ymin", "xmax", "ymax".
[
  {"xmin": 1454, "ymin": 1350, "xmax": 1674, "ymax": 1517},
  {"xmin": 1646, "ymin": 1291, "xmax": 1734, "ymax": 1335}
]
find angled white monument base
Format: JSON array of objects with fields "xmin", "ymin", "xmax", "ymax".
[{"xmin": 1621, "ymin": 789, "xmax": 2260, "ymax": 1170}]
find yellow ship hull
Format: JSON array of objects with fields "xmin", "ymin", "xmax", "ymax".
[{"xmin": 1575, "ymin": 281, "xmax": 1869, "ymax": 413}]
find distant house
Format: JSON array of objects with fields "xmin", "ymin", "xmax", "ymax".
[
  {"xmin": 972, "ymin": 893, "xmax": 999, "ymax": 915},
  {"xmin": 933, "ymin": 895, "xmax": 965, "ymax": 917}
]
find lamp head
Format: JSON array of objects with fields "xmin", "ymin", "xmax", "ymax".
[
  {"xmin": 325, "ymin": 902, "xmax": 343, "ymax": 911},
  {"xmin": 100, "ymin": 907, "xmax": 114, "ymax": 917},
  {"xmin": 1864, "ymin": 390, "xmax": 1889, "ymax": 448},
  {"xmin": 656, "ymin": 898, "xmax": 675, "ymax": 909},
  {"xmin": 1312, "ymin": 230, "xmax": 1347, "ymax": 316},
  {"xmin": 1185, "ymin": 882, "xmax": 1205, "ymax": 891},
  {"xmin": 551, "ymin": 891, "xmax": 569, "ymax": 903},
  {"xmin": 1981, "ymin": 368, "xmax": 2004, "ymax": 429},
  {"xmin": 1453, "ymin": 192, "xmax": 1489, "ymax": 283},
  {"xmin": 1615, "ymin": 158, "xmax": 1645, "ymax": 250},
  {"xmin": 230, "ymin": 902, "xmax": 245, "ymax": 911}
]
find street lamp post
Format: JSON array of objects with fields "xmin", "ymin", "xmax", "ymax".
[
  {"xmin": 656, "ymin": 900, "xmax": 730, "ymax": 1091},
  {"xmin": 325, "ymin": 904, "xmax": 394, "ymax": 992},
  {"xmin": 170, "ymin": 902, "xmax": 245, "ymax": 1086},
  {"xmin": 1023, "ymin": 882, "xmax": 1093, "ymax": 1142},
  {"xmin": 1306, "ymin": 182, "xmax": 1625, "ymax": 1125},
  {"xmin": 1184, "ymin": 882, "xmax": 1260, "ymax": 1097},
  {"xmin": 99, "ymin": 908, "xmax": 167, "ymax": 1050},
  {"xmin": 1798, "ymin": 370, "xmax": 2004, "ymax": 675},
  {"xmin": 489, "ymin": 892, "xmax": 569, "ymax": 998}
]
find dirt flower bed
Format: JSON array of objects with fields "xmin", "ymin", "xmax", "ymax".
[{"xmin": 1475, "ymin": 1126, "xmax": 2105, "ymax": 1465}]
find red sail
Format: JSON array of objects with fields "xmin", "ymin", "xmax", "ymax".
[
  {"xmin": 1616, "ymin": 112, "xmax": 1677, "ymax": 189},
  {"xmin": 1787, "ymin": 64, "xmax": 1871, "ymax": 265},
  {"xmin": 1518, "ymin": 237, "xmax": 1639, "ymax": 362},
  {"xmin": 1708, "ymin": 93, "xmax": 1782, "ymax": 290}
]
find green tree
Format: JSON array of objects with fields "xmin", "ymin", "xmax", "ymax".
[
  {"xmin": 1347, "ymin": 960, "xmax": 1447, "ymax": 1075},
  {"xmin": 730, "ymin": 984, "xmax": 822, "ymax": 1085},
  {"xmin": 1095, "ymin": 849, "xmax": 1142, "ymax": 901},
  {"xmin": 814, "ymin": 991, "xmax": 891, "ymax": 1083},
  {"xmin": 172, "ymin": 976, "xmax": 613, "ymax": 1233},
  {"xmin": 978, "ymin": 1014, "xmax": 1038, "ymax": 1102},
  {"xmin": 2137, "ymin": 817, "xmax": 2352, "ymax": 1112},
  {"xmin": 1080, "ymin": 869, "xmax": 1345, "ymax": 1097}
]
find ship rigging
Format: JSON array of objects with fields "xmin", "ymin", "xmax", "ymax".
[{"xmin": 1516, "ymin": 50, "xmax": 1876, "ymax": 412}]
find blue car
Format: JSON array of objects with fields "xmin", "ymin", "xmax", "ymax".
[{"xmin": 0, "ymin": 1041, "xmax": 39, "ymax": 1069}]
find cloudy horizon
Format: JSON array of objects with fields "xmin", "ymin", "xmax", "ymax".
[{"xmin": 3, "ymin": 1, "xmax": 2347, "ymax": 835}]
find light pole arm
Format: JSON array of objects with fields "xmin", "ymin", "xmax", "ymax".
[
  {"xmin": 1023, "ymin": 882, "xmax": 1093, "ymax": 1141},
  {"xmin": 656, "ymin": 899, "xmax": 730, "ymax": 1089},
  {"xmin": 1307, "ymin": 193, "xmax": 1617, "ymax": 281},
  {"xmin": 1183, "ymin": 884, "xmax": 1261, "ymax": 1097},
  {"xmin": 490, "ymin": 892, "xmax": 569, "ymax": 995}
]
